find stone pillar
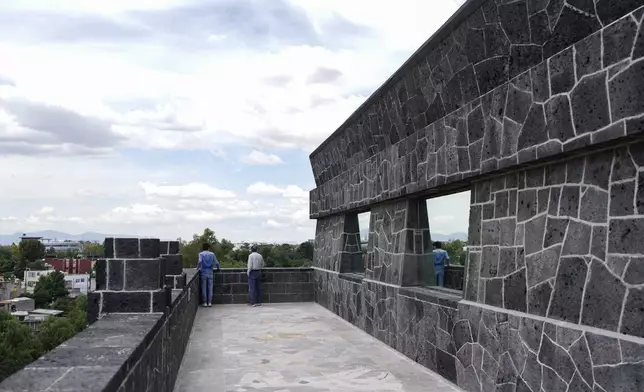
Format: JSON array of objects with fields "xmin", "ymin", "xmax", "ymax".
[
  {"xmin": 89, "ymin": 238, "xmax": 171, "ymax": 322},
  {"xmin": 313, "ymin": 213, "xmax": 364, "ymax": 273},
  {"xmin": 367, "ymin": 197, "xmax": 433, "ymax": 286},
  {"xmin": 160, "ymin": 240, "xmax": 186, "ymax": 290}
]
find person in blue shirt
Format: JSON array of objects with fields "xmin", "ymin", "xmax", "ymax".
[
  {"xmin": 433, "ymin": 241, "xmax": 450, "ymax": 288},
  {"xmin": 197, "ymin": 243, "xmax": 220, "ymax": 307}
]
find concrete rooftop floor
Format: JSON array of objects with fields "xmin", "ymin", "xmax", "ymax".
[{"xmin": 174, "ymin": 303, "xmax": 462, "ymax": 392}]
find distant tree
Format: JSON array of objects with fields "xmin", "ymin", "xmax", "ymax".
[
  {"xmin": 38, "ymin": 317, "xmax": 75, "ymax": 352},
  {"xmin": 81, "ymin": 242, "xmax": 104, "ymax": 258},
  {"xmin": 180, "ymin": 229, "xmax": 315, "ymax": 269},
  {"xmin": 67, "ymin": 296, "xmax": 87, "ymax": 332},
  {"xmin": 179, "ymin": 228, "xmax": 219, "ymax": 268},
  {"xmin": 297, "ymin": 241, "xmax": 314, "ymax": 260},
  {"xmin": 51, "ymin": 297, "xmax": 74, "ymax": 313},
  {"xmin": 0, "ymin": 246, "xmax": 18, "ymax": 280},
  {"xmin": 442, "ymin": 240, "xmax": 467, "ymax": 266},
  {"xmin": 0, "ymin": 311, "xmax": 43, "ymax": 382},
  {"xmin": 33, "ymin": 271, "xmax": 69, "ymax": 308},
  {"xmin": 19, "ymin": 240, "xmax": 45, "ymax": 263}
]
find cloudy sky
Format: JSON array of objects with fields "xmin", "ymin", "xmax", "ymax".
[{"xmin": 0, "ymin": 0, "xmax": 469, "ymax": 243}]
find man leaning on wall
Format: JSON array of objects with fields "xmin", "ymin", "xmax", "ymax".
[{"xmin": 247, "ymin": 244, "xmax": 265, "ymax": 307}]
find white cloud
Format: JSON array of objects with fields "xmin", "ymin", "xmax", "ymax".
[
  {"xmin": 0, "ymin": 0, "xmax": 467, "ymax": 243},
  {"xmin": 37, "ymin": 206, "xmax": 55, "ymax": 214},
  {"xmin": 247, "ymin": 182, "xmax": 308, "ymax": 199},
  {"xmin": 240, "ymin": 150, "xmax": 283, "ymax": 165},
  {"xmin": 140, "ymin": 181, "xmax": 236, "ymax": 200}
]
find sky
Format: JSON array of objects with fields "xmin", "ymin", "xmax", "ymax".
[{"xmin": 0, "ymin": 0, "xmax": 469, "ymax": 243}]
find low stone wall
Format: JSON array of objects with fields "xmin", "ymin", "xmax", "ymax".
[
  {"xmin": 0, "ymin": 269, "xmax": 199, "ymax": 392},
  {"xmin": 314, "ymin": 268, "xmax": 644, "ymax": 391},
  {"xmin": 210, "ymin": 268, "xmax": 314, "ymax": 305}
]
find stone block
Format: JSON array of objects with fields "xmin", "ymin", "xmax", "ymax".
[
  {"xmin": 152, "ymin": 288, "xmax": 170, "ymax": 312},
  {"xmin": 113, "ymin": 238, "xmax": 139, "ymax": 258},
  {"xmin": 139, "ymin": 238, "xmax": 160, "ymax": 258},
  {"xmin": 162, "ymin": 254, "xmax": 183, "ymax": 276},
  {"xmin": 124, "ymin": 259, "xmax": 162, "ymax": 290},
  {"xmin": 104, "ymin": 238, "xmax": 114, "ymax": 258},
  {"xmin": 108, "ymin": 259, "xmax": 124, "ymax": 291},
  {"xmin": 582, "ymin": 260, "xmax": 626, "ymax": 331},
  {"xmin": 95, "ymin": 259, "xmax": 107, "ymax": 290},
  {"xmin": 102, "ymin": 291, "xmax": 151, "ymax": 313},
  {"xmin": 160, "ymin": 240, "xmax": 180, "ymax": 255},
  {"xmin": 87, "ymin": 292, "xmax": 101, "ymax": 325}
]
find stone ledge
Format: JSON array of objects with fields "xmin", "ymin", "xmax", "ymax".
[
  {"xmin": 398, "ymin": 286, "xmax": 462, "ymax": 309},
  {"xmin": 338, "ymin": 272, "xmax": 365, "ymax": 284},
  {"xmin": 0, "ymin": 270, "xmax": 200, "ymax": 392}
]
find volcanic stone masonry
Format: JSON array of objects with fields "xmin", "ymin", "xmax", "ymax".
[
  {"xmin": 89, "ymin": 238, "xmax": 183, "ymax": 321},
  {"xmin": 310, "ymin": 1, "xmax": 644, "ymax": 391}
]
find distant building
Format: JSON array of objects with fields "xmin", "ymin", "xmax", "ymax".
[
  {"xmin": 0, "ymin": 281, "xmax": 22, "ymax": 300},
  {"xmin": 43, "ymin": 240, "xmax": 81, "ymax": 253},
  {"xmin": 0, "ymin": 297, "xmax": 35, "ymax": 312},
  {"xmin": 23, "ymin": 269, "xmax": 55, "ymax": 293},
  {"xmin": 45, "ymin": 258, "xmax": 93, "ymax": 274},
  {"xmin": 64, "ymin": 274, "xmax": 90, "ymax": 295},
  {"xmin": 12, "ymin": 308, "xmax": 64, "ymax": 331}
]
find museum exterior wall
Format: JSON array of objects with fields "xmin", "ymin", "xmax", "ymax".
[
  {"xmin": 310, "ymin": 2, "xmax": 644, "ymax": 219},
  {"xmin": 311, "ymin": 1, "xmax": 644, "ymax": 391}
]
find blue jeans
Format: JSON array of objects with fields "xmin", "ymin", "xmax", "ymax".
[
  {"xmin": 249, "ymin": 270, "xmax": 262, "ymax": 305},
  {"xmin": 435, "ymin": 271, "xmax": 444, "ymax": 287},
  {"xmin": 200, "ymin": 271, "xmax": 213, "ymax": 304}
]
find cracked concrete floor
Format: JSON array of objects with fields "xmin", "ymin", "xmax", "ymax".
[{"xmin": 174, "ymin": 303, "xmax": 463, "ymax": 392}]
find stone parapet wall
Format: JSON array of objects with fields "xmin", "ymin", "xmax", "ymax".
[
  {"xmin": 0, "ymin": 270, "xmax": 200, "ymax": 392},
  {"xmin": 310, "ymin": 3, "xmax": 644, "ymax": 219},
  {"xmin": 211, "ymin": 268, "xmax": 314, "ymax": 305},
  {"xmin": 314, "ymin": 268, "xmax": 644, "ymax": 391}
]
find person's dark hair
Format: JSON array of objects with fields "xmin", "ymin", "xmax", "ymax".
[
  {"xmin": 251, "ymin": 244, "xmax": 258, "ymax": 252},
  {"xmin": 433, "ymin": 241, "xmax": 442, "ymax": 249},
  {"xmin": 202, "ymin": 243, "xmax": 210, "ymax": 251}
]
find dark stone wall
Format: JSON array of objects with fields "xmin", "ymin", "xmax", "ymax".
[
  {"xmin": 0, "ymin": 271, "xmax": 200, "ymax": 392},
  {"xmin": 466, "ymin": 143, "xmax": 644, "ymax": 335},
  {"xmin": 310, "ymin": 3, "xmax": 644, "ymax": 219},
  {"xmin": 211, "ymin": 268, "xmax": 314, "ymax": 305},
  {"xmin": 314, "ymin": 269, "xmax": 644, "ymax": 391},
  {"xmin": 311, "ymin": 2, "xmax": 644, "ymax": 391}
]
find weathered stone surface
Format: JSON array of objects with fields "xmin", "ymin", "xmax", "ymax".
[
  {"xmin": 561, "ymin": 220, "xmax": 591, "ymax": 256},
  {"xmin": 609, "ymin": 218, "xmax": 644, "ymax": 254},
  {"xmin": 526, "ymin": 246, "xmax": 560, "ymax": 287},
  {"xmin": 108, "ymin": 259, "xmax": 124, "ymax": 291},
  {"xmin": 621, "ymin": 288, "xmax": 644, "ymax": 338},
  {"xmin": 569, "ymin": 334, "xmax": 594, "ymax": 387},
  {"xmin": 528, "ymin": 281, "xmax": 552, "ymax": 317},
  {"xmin": 504, "ymin": 268, "xmax": 527, "ymax": 312},
  {"xmin": 609, "ymin": 60, "xmax": 644, "ymax": 122},
  {"xmin": 548, "ymin": 257, "xmax": 587, "ymax": 323},
  {"xmin": 603, "ymin": 16, "xmax": 638, "ymax": 67},
  {"xmin": 586, "ymin": 333, "xmax": 622, "ymax": 366},
  {"xmin": 538, "ymin": 334, "xmax": 575, "ymax": 382},
  {"xmin": 582, "ymin": 261, "xmax": 626, "ymax": 331},
  {"xmin": 124, "ymin": 259, "xmax": 162, "ymax": 290}
]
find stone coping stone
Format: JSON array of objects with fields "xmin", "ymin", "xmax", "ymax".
[
  {"xmin": 214, "ymin": 267, "xmax": 314, "ymax": 272},
  {"xmin": 338, "ymin": 272, "xmax": 366, "ymax": 284},
  {"xmin": 398, "ymin": 286, "xmax": 462, "ymax": 309},
  {"xmin": 0, "ymin": 314, "xmax": 163, "ymax": 392}
]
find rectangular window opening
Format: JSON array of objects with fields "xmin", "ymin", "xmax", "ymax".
[
  {"xmin": 422, "ymin": 190, "xmax": 471, "ymax": 292},
  {"xmin": 344, "ymin": 211, "xmax": 370, "ymax": 275}
]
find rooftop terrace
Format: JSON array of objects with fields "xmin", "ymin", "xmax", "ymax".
[{"xmin": 174, "ymin": 303, "xmax": 462, "ymax": 392}]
